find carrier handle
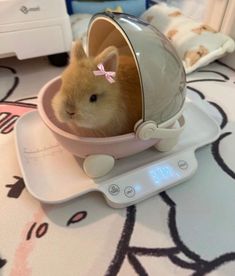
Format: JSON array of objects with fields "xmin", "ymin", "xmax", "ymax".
[{"xmin": 135, "ymin": 115, "xmax": 185, "ymax": 141}]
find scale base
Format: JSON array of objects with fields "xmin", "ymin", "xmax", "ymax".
[{"xmin": 15, "ymin": 102, "xmax": 220, "ymax": 208}]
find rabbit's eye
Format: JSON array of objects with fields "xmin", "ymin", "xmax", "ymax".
[{"xmin": 89, "ymin": 94, "xmax": 97, "ymax": 103}]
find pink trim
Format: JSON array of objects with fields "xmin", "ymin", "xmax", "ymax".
[{"xmin": 10, "ymin": 208, "xmax": 46, "ymax": 276}]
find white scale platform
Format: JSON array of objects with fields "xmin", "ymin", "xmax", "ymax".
[{"xmin": 15, "ymin": 102, "xmax": 220, "ymax": 208}]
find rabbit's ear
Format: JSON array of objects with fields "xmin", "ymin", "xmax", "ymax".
[
  {"xmin": 94, "ymin": 46, "xmax": 119, "ymax": 72},
  {"xmin": 71, "ymin": 40, "xmax": 87, "ymax": 61}
]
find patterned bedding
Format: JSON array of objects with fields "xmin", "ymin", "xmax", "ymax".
[{"xmin": 0, "ymin": 56, "xmax": 235, "ymax": 275}]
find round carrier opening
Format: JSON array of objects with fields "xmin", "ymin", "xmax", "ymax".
[{"xmin": 87, "ymin": 12, "xmax": 186, "ymax": 124}]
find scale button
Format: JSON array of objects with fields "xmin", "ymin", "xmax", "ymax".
[
  {"xmin": 178, "ymin": 160, "xmax": 188, "ymax": 170},
  {"xmin": 108, "ymin": 184, "xmax": 120, "ymax": 196},
  {"xmin": 124, "ymin": 186, "xmax": 136, "ymax": 198}
]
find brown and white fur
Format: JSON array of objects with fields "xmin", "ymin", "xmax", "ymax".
[{"xmin": 52, "ymin": 41, "xmax": 142, "ymax": 137}]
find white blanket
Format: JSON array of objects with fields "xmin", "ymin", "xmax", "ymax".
[{"xmin": 0, "ymin": 56, "xmax": 235, "ymax": 275}]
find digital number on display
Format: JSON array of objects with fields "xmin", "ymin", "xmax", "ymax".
[{"xmin": 149, "ymin": 164, "xmax": 181, "ymax": 185}]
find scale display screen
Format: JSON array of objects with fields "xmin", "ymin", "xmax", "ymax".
[{"xmin": 148, "ymin": 164, "xmax": 181, "ymax": 185}]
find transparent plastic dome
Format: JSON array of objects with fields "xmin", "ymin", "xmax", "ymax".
[{"xmin": 87, "ymin": 12, "xmax": 186, "ymax": 125}]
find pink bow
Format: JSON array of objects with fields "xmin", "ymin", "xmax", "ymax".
[{"xmin": 93, "ymin": 63, "xmax": 116, "ymax": 83}]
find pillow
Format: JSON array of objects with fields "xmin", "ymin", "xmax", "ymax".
[
  {"xmin": 72, "ymin": 0, "xmax": 146, "ymax": 17},
  {"xmin": 141, "ymin": 3, "xmax": 235, "ymax": 74}
]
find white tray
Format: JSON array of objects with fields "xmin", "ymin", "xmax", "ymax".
[{"xmin": 15, "ymin": 102, "xmax": 220, "ymax": 208}]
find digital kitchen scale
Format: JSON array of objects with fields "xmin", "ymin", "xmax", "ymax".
[{"xmin": 15, "ymin": 102, "xmax": 220, "ymax": 208}]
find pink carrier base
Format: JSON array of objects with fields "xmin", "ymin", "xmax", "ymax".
[{"xmin": 37, "ymin": 76, "xmax": 160, "ymax": 160}]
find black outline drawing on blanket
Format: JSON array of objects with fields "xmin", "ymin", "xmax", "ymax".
[
  {"xmin": 0, "ymin": 65, "xmax": 37, "ymax": 134},
  {"xmin": 9, "ymin": 208, "xmax": 48, "ymax": 274},
  {"xmin": 0, "ymin": 257, "xmax": 7, "ymax": 269},
  {"xmin": 26, "ymin": 223, "xmax": 49, "ymax": 240},
  {"xmin": 0, "ymin": 65, "xmax": 39, "ymax": 270},
  {"xmin": 211, "ymin": 132, "xmax": 235, "ymax": 180},
  {"xmin": 0, "ymin": 66, "xmax": 19, "ymax": 102},
  {"xmin": 5, "ymin": 176, "xmax": 25, "ymax": 198},
  {"xmin": 0, "ymin": 101, "xmax": 36, "ymax": 134},
  {"xmin": 67, "ymin": 211, "xmax": 87, "ymax": 226},
  {"xmin": 25, "ymin": 212, "xmax": 89, "ymax": 241},
  {"xmin": 7, "ymin": 208, "xmax": 88, "ymax": 274},
  {"xmin": 105, "ymin": 68, "xmax": 235, "ymax": 275}
]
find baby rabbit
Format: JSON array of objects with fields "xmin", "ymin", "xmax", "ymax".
[{"xmin": 52, "ymin": 40, "xmax": 142, "ymax": 137}]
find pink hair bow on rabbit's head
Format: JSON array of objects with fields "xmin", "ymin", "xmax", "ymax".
[{"xmin": 93, "ymin": 63, "xmax": 116, "ymax": 83}]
